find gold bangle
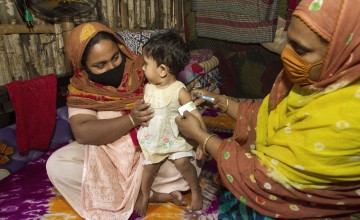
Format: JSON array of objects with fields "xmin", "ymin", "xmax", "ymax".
[
  {"xmin": 128, "ymin": 114, "xmax": 136, "ymax": 127},
  {"xmin": 222, "ymin": 95, "xmax": 229, "ymax": 113},
  {"xmin": 203, "ymin": 134, "xmax": 217, "ymax": 157}
]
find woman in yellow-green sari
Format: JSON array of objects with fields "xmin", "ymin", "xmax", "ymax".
[{"xmin": 176, "ymin": 0, "xmax": 360, "ymax": 219}]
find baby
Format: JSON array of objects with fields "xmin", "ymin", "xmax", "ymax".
[{"xmin": 135, "ymin": 31, "xmax": 207, "ymax": 216}]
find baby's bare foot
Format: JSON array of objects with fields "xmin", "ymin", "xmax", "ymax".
[
  {"xmin": 170, "ymin": 191, "xmax": 186, "ymax": 206},
  {"xmin": 188, "ymin": 190, "xmax": 203, "ymax": 211},
  {"xmin": 134, "ymin": 192, "xmax": 149, "ymax": 216}
]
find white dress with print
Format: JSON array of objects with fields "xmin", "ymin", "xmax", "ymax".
[{"xmin": 137, "ymin": 81, "xmax": 193, "ymax": 164}]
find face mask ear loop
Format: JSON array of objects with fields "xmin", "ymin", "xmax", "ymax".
[{"xmin": 307, "ymin": 60, "xmax": 324, "ymax": 84}]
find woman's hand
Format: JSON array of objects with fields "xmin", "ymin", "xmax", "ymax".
[
  {"xmin": 176, "ymin": 111, "xmax": 223, "ymax": 160},
  {"xmin": 191, "ymin": 89, "xmax": 228, "ymax": 112},
  {"xmin": 175, "ymin": 111, "xmax": 208, "ymax": 142},
  {"xmin": 131, "ymin": 99, "xmax": 154, "ymax": 127}
]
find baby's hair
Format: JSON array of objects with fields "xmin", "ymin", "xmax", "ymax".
[
  {"xmin": 81, "ymin": 31, "xmax": 120, "ymax": 69},
  {"xmin": 142, "ymin": 31, "xmax": 190, "ymax": 76}
]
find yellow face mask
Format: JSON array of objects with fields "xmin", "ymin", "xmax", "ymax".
[{"xmin": 281, "ymin": 44, "xmax": 322, "ymax": 86}]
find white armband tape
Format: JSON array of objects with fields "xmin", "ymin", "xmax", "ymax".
[{"xmin": 178, "ymin": 101, "xmax": 196, "ymax": 116}]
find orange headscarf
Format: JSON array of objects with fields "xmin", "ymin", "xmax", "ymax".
[
  {"xmin": 269, "ymin": 0, "xmax": 360, "ymax": 110},
  {"xmin": 66, "ymin": 22, "xmax": 145, "ymax": 111}
]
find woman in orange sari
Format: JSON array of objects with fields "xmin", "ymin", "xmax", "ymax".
[
  {"xmin": 46, "ymin": 22, "xmax": 201, "ymax": 219},
  {"xmin": 177, "ymin": 0, "xmax": 360, "ymax": 219}
]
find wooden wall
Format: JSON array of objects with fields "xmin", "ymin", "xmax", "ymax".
[
  {"xmin": 0, "ymin": 0, "xmax": 186, "ymax": 127},
  {"xmin": 0, "ymin": 0, "xmax": 185, "ymax": 85}
]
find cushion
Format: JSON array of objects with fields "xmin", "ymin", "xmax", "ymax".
[
  {"xmin": 116, "ymin": 29, "xmax": 170, "ymax": 55},
  {"xmin": 190, "ymin": 49, "xmax": 213, "ymax": 63}
]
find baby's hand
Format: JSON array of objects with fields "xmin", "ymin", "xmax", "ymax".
[{"xmin": 195, "ymin": 145, "xmax": 204, "ymax": 160}]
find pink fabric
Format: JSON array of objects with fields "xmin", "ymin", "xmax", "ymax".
[
  {"xmin": 4, "ymin": 74, "xmax": 57, "ymax": 154},
  {"xmin": 178, "ymin": 62, "xmax": 204, "ymax": 84},
  {"xmin": 82, "ymin": 135, "xmax": 144, "ymax": 219}
]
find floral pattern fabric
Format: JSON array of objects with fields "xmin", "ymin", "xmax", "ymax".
[{"xmin": 137, "ymin": 81, "xmax": 193, "ymax": 164}]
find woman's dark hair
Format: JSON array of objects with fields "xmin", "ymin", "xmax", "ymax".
[
  {"xmin": 142, "ymin": 31, "xmax": 190, "ymax": 76},
  {"xmin": 81, "ymin": 31, "xmax": 119, "ymax": 69}
]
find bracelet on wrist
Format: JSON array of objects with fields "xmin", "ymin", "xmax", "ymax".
[
  {"xmin": 203, "ymin": 134, "xmax": 217, "ymax": 157},
  {"xmin": 128, "ymin": 114, "xmax": 136, "ymax": 127},
  {"xmin": 221, "ymin": 95, "xmax": 229, "ymax": 113}
]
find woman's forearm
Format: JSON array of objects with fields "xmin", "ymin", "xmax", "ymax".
[
  {"xmin": 70, "ymin": 114, "xmax": 136, "ymax": 145},
  {"xmin": 202, "ymin": 134, "xmax": 223, "ymax": 160},
  {"xmin": 218, "ymin": 95, "xmax": 239, "ymax": 120},
  {"xmin": 194, "ymin": 130, "xmax": 223, "ymax": 160}
]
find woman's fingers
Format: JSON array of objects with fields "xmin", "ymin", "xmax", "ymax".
[
  {"xmin": 191, "ymin": 89, "xmax": 219, "ymax": 108},
  {"xmin": 175, "ymin": 111, "xmax": 201, "ymax": 139},
  {"xmin": 132, "ymin": 99, "xmax": 154, "ymax": 126}
]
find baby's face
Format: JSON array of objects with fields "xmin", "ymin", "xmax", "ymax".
[{"xmin": 142, "ymin": 55, "xmax": 162, "ymax": 84}]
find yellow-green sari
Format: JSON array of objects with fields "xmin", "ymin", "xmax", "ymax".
[{"xmin": 255, "ymin": 82, "xmax": 360, "ymax": 188}]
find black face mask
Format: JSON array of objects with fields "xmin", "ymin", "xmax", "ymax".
[{"xmin": 87, "ymin": 53, "xmax": 126, "ymax": 88}]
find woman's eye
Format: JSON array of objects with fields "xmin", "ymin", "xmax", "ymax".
[
  {"xmin": 96, "ymin": 64, "xmax": 104, "ymax": 69},
  {"xmin": 112, "ymin": 54, "xmax": 120, "ymax": 62},
  {"xmin": 289, "ymin": 42, "xmax": 308, "ymax": 56},
  {"xmin": 295, "ymin": 48, "xmax": 307, "ymax": 55}
]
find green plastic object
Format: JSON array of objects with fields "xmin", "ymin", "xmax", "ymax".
[{"xmin": 25, "ymin": 10, "xmax": 33, "ymax": 22}]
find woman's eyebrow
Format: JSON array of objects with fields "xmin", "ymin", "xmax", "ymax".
[{"xmin": 92, "ymin": 50, "xmax": 121, "ymax": 66}]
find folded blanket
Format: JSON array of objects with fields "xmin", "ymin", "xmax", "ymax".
[
  {"xmin": 191, "ymin": 0, "xmax": 281, "ymax": 43},
  {"xmin": 4, "ymin": 74, "xmax": 57, "ymax": 154}
]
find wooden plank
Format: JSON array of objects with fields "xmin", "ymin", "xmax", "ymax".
[
  {"xmin": 120, "ymin": 0, "xmax": 129, "ymax": 29},
  {"xmin": 149, "ymin": 0, "xmax": 155, "ymax": 29},
  {"xmin": 107, "ymin": 0, "xmax": 115, "ymax": 28},
  {"xmin": 0, "ymin": 24, "xmax": 56, "ymax": 34},
  {"xmin": 128, "ymin": 0, "xmax": 135, "ymax": 29},
  {"xmin": 135, "ymin": 0, "xmax": 140, "ymax": 28},
  {"xmin": 140, "ymin": 0, "xmax": 147, "ymax": 28}
]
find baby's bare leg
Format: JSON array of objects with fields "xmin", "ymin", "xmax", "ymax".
[
  {"xmin": 134, "ymin": 163, "xmax": 161, "ymax": 216},
  {"xmin": 174, "ymin": 157, "xmax": 203, "ymax": 211}
]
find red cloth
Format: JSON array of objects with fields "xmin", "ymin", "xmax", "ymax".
[{"xmin": 4, "ymin": 74, "xmax": 57, "ymax": 154}]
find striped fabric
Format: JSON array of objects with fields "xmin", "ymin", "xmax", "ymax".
[
  {"xmin": 191, "ymin": 0, "xmax": 281, "ymax": 43},
  {"xmin": 199, "ymin": 55, "xmax": 219, "ymax": 73}
]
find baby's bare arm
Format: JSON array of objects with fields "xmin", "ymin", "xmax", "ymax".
[{"xmin": 178, "ymin": 88, "xmax": 207, "ymax": 159}]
